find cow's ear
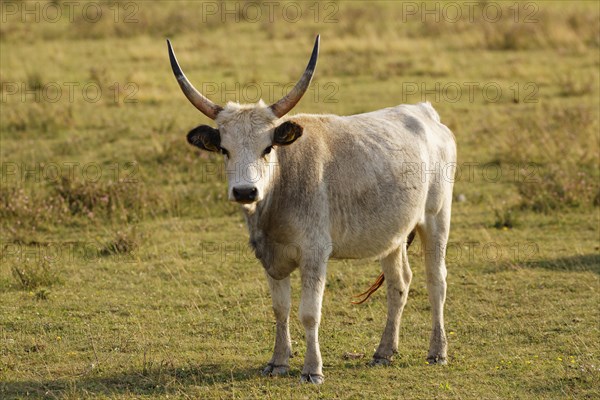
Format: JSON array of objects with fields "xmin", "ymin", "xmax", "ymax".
[
  {"xmin": 187, "ymin": 125, "xmax": 221, "ymax": 153},
  {"xmin": 273, "ymin": 121, "xmax": 303, "ymax": 146}
]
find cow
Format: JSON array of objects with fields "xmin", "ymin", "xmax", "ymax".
[{"xmin": 167, "ymin": 35, "xmax": 457, "ymax": 384}]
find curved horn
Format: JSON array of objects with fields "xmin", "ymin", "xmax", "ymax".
[
  {"xmin": 270, "ymin": 35, "xmax": 320, "ymax": 118},
  {"xmin": 167, "ymin": 39, "xmax": 222, "ymax": 120}
]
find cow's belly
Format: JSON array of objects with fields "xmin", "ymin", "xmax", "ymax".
[
  {"xmin": 329, "ymin": 235, "xmax": 403, "ymax": 259},
  {"xmin": 327, "ymin": 182, "xmax": 425, "ymax": 260}
]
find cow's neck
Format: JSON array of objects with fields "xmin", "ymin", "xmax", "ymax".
[
  {"xmin": 242, "ymin": 165, "xmax": 281, "ymax": 251},
  {"xmin": 243, "ymin": 184, "xmax": 275, "ymax": 232},
  {"xmin": 242, "ymin": 177, "xmax": 281, "ymax": 277}
]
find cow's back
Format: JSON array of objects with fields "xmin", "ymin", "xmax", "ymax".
[{"xmin": 271, "ymin": 103, "xmax": 455, "ymax": 260}]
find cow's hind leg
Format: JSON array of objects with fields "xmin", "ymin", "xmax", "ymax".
[
  {"xmin": 419, "ymin": 206, "xmax": 451, "ymax": 365},
  {"xmin": 371, "ymin": 243, "xmax": 412, "ymax": 365},
  {"xmin": 262, "ymin": 274, "xmax": 292, "ymax": 376}
]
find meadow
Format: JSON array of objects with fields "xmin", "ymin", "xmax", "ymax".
[{"xmin": 0, "ymin": 1, "xmax": 599, "ymax": 398}]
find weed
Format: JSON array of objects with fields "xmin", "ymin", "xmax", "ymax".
[
  {"xmin": 35, "ymin": 288, "xmax": 50, "ymax": 300},
  {"xmin": 493, "ymin": 205, "xmax": 519, "ymax": 229},
  {"xmin": 556, "ymin": 73, "xmax": 596, "ymax": 97},
  {"xmin": 53, "ymin": 176, "xmax": 155, "ymax": 222},
  {"xmin": 26, "ymin": 72, "xmax": 43, "ymax": 91},
  {"xmin": 2, "ymin": 102, "xmax": 75, "ymax": 134},
  {"xmin": 517, "ymin": 166, "xmax": 598, "ymax": 212},
  {"xmin": 10, "ymin": 257, "xmax": 60, "ymax": 290},
  {"xmin": 100, "ymin": 228, "xmax": 139, "ymax": 257},
  {"xmin": 0, "ymin": 185, "xmax": 67, "ymax": 232},
  {"xmin": 482, "ymin": 22, "xmax": 541, "ymax": 51},
  {"xmin": 506, "ymin": 105, "xmax": 596, "ymax": 167}
]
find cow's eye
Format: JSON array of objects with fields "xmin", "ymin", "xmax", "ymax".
[
  {"xmin": 263, "ymin": 146, "xmax": 273, "ymax": 156},
  {"xmin": 220, "ymin": 147, "xmax": 229, "ymax": 157}
]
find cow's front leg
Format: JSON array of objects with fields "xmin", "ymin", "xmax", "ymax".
[
  {"xmin": 299, "ymin": 264, "xmax": 327, "ymax": 384},
  {"xmin": 262, "ymin": 274, "xmax": 292, "ymax": 376}
]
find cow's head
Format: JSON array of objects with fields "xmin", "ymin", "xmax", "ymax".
[{"xmin": 168, "ymin": 36, "xmax": 319, "ymax": 208}]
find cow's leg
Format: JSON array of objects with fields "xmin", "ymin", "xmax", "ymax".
[
  {"xmin": 420, "ymin": 206, "xmax": 451, "ymax": 365},
  {"xmin": 262, "ymin": 274, "xmax": 292, "ymax": 376},
  {"xmin": 299, "ymin": 263, "xmax": 327, "ymax": 384},
  {"xmin": 371, "ymin": 243, "xmax": 412, "ymax": 365}
]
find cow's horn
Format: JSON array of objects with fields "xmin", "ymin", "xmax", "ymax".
[
  {"xmin": 269, "ymin": 35, "xmax": 320, "ymax": 118},
  {"xmin": 167, "ymin": 39, "xmax": 223, "ymax": 120}
]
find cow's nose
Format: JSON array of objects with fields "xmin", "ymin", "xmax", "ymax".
[{"xmin": 232, "ymin": 187, "xmax": 258, "ymax": 203}]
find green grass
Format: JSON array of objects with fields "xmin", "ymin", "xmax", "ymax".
[{"xmin": 1, "ymin": 1, "xmax": 599, "ymax": 398}]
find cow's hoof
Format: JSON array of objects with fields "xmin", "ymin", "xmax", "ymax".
[
  {"xmin": 300, "ymin": 373, "xmax": 324, "ymax": 384},
  {"xmin": 262, "ymin": 363, "xmax": 289, "ymax": 376},
  {"xmin": 369, "ymin": 356, "xmax": 391, "ymax": 367},
  {"xmin": 426, "ymin": 356, "xmax": 448, "ymax": 365}
]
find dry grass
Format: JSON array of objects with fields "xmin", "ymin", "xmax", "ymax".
[
  {"xmin": 0, "ymin": 1, "xmax": 598, "ymax": 399},
  {"xmin": 493, "ymin": 103, "xmax": 599, "ymax": 211},
  {"xmin": 517, "ymin": 165, "xmax": 599, "ymax": 212}
]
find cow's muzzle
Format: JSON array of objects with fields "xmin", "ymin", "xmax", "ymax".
[{"xmin": 232, "ymin": 186, "xmax": 258, "ymax": 204}]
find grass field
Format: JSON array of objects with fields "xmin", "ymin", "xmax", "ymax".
[{"xmin": 1, "ymin": 1, "xmax": 599, "ymax": 398}]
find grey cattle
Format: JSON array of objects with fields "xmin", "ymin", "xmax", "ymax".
[{"xmin": 168, "ymin": 35, "xmax": 457, "ymax": 384}]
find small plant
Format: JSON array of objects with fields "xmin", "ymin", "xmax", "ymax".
[
  {"xmin": 26, "ymin": 72, "xmax": 43, "ymax": 91},
  {"xmin": 557, "ymin": 73, "xmax": 595, "ymax": 97},
  {"xmin": 11, "ymin": 257, "xmax": 60, "ymax": 290},
  {"xmin": 89, "ymin": 67, "xmax": 109, "ymax": 88},
  {"xmin": 35, "ymin": 288, "xmax": 50, "ymax": 300},
  {"xmin": 100, "ymin": 228, "xmax": 139, "ymax": 257},
  {"xmin": 493, "ymin": 205, "xmax": 519, "ymax": 229}
]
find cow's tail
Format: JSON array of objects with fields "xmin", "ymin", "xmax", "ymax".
[{"xmin": 351, "ymin": 229, "xmax": 417, "ymax": 305}]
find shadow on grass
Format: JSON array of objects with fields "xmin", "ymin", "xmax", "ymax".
[
  {"xmin": 525, "ymin": 253, "xmax": 600, "ymax": 274},
  {"xmin": 0, "ymin": 363, "xmax": 277, "ymax": 399}
]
